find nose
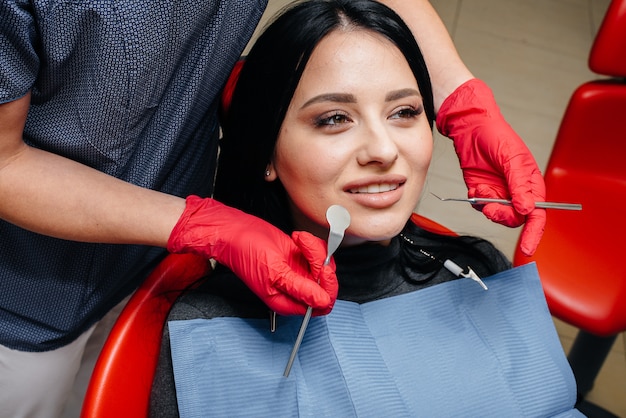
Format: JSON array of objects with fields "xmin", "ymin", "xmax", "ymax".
[{"xmin": 356, "ymin": 122, "xmax": 399, "ymax": 168}]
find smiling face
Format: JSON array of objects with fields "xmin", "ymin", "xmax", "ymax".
[{"xmin": 266, "ymin": 28, "xmax": 433, "ymax": 246}]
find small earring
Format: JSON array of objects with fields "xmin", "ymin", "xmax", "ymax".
[{"xmin": 265, "ymin": 170, "xmax": 271, "ymax": 177}]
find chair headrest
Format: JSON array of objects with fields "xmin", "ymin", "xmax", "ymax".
[{"xmin": 589, "ymin": 0, "xmax": 626, "ymax": 77}]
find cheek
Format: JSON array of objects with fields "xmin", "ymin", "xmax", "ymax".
[
  {"xmin": 274, "ymin": 142, "xmax": 331, "ymax": 216},
  {"xmin": 417, "ymin": 144, "xmax": 433, "ymax": 171},
  {"xmin": 275, "ymin": 154, "xmax": 332, "ymax": 234},
  {"xmin": 403, "ymin": 130, "xmax": 433, "ymax": 172},
  {"xmin": 275, "ymin": 140, "xmax": 318, "ymax": 184},
  {"xmin": 275, "ymin": 128, "xmax": 347, "ymax": 188},
  {"xmin": 274, "ymin": 140, "xmax": 347, "ymax": 228}
]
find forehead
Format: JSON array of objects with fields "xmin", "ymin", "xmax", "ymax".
[
  {"xmin": 309, "ymin": 28, "xmax": 404, "ymax": 68},
  {"xmin": 295, "ymin": 28, "xmax": 417, "ymax": 97}
]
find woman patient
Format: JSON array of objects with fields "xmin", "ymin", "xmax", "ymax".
[{"xmin": 150, "ymin": 1, "xmax": 580, "ymax": 416}]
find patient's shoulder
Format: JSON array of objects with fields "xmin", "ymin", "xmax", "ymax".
[{"xmin": 168, "ymin": 269, "xmax": 267, "ymax": 321}]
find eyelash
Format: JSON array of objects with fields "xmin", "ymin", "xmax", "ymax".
[
  {"xmin": 314, "ymin": 112, "xmax": 351, "ymax": 127},
  {"xmin": 313, "ymin": 106, "xmax": 422, "ymax": 128},
  {"xmin": 391, "ymin": 106, "xmax": 422, "ymax": 119}
]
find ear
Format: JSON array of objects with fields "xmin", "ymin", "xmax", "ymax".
[{"xmin": 264, "ymin": 163, "xmax": 278, "ymax": 182}]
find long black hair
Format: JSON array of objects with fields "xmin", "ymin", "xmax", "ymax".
[
  {"xmin": 214, "ymin": 0, "xmax": 435, "ymax": 233},
  {"xmin": 214, "ymin": 0, "xmax": 509, "ymax": 278}
]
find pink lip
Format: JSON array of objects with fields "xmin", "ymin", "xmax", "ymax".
[
  {"xmin": 344, "ymin": 175, "xmax": 407, "ymax": 193},
  {"xmin": 344, "ymin": 175, "xmax": 407, "ymax": 209}
]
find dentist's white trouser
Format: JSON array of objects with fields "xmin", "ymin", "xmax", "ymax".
[{"xmin": 0, "ymin": 296, "xmax": 129, "ymax": 418}]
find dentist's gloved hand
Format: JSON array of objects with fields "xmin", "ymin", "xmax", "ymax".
[
  {"xmin": 436, "ymin": 78, "xmax": 546, "ymax": 256},
  {"xmin": 168, "ymin": 196, "xmax": 338, "ymax": 315}
]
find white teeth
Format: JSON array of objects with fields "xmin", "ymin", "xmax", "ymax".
[
  {"xmin": 350, "ymin": 183, "xmax": 398, "ymax": 194},
  {"xmin": 379, "ymin": 183, "xmax": 398, "ymax": 192}
]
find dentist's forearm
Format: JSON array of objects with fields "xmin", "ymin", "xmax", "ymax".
[{"xmin": 0, "ymin": 93, "xmax": 185, "ymax": 247}]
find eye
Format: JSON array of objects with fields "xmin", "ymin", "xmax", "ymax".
[
  {"xmin": 389, "ymin": 106, "xmax": 422, "ymax": 120},
  {"xmin": 314, "ymin": 111, "xmax": 352, "ymax": 127}
]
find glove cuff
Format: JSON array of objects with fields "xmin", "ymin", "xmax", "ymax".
[
  {"xmin": 167, "ymin": 196, "xmax": 223, "ymax": 254},
  {"xmin": 436, "ymin": 78, "xmax": 499, "ymax": 137}
]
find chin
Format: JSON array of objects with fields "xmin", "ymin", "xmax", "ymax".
[{"xmin": 346, "ymin": 224, "xmax": 405, "ymax": 245}]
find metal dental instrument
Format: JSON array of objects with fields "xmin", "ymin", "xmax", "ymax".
[
  {"xmin": 283, "ymin": 205, "xmax": 350, "ymax": 378},
  {"xmin": 431, "ymin": 193, "xmax": 582, "ymax": 211}
]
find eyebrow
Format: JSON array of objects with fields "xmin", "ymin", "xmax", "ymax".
[
  {"xmin": 300, "ymin": 88, "xmax": 421, "ymax": 109},
  {"xmin": 385, "ymin": 88, "xmax": 421, "ymax": 102},
  {"xmin": 301, "ymin": 93, "xmax": 356, "ymax": 109}
]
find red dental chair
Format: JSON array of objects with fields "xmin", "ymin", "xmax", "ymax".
[
  {"xmin": 80, "ymin": 253, "xmax": 211, "ymax": 417},
  {"xmin": 513, "ymin": 0, "xmax": 626, "ymax": 416}
]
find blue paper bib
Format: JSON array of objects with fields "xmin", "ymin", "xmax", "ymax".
[{"xmin": 169, "ymin": 263, "xmax": 583, "ymax": 417}]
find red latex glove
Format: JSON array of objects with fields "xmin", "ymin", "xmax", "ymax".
[
  {"xmin": 167, "ymin": 196, "xmax": 338, "ymax": 315},
  {"xmin": 436, "ymin": 78, "xmax": 546, "ymax": 256}
]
